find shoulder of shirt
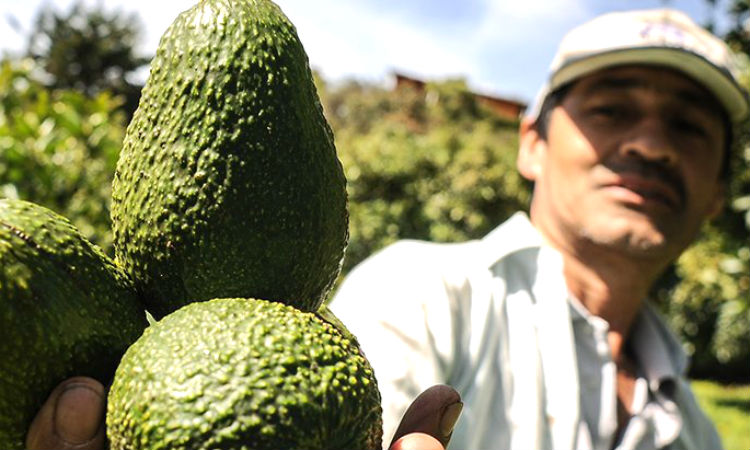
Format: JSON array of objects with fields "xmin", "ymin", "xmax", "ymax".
[
  {"xmin": 341, "ymin": 211, "xmax": 545, "ymax": 290},
  {"xmin": 357, "ymin": 211, "xmax": 543, "ymax": 268}
]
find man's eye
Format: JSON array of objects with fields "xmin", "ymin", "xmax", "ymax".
[
  {"xmin": 673, "ymin": 118, "xmax": 707, "ymax": 137},
  {"xmin": 590, "ymin": 105, "xmax": 624, "ymax": 119}
]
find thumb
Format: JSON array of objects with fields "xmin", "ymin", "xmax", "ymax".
[
  {"xmin": 390, "ymin": 432, "xmax": 445, "ymax": 450},
  {"xmin": 389, "ymin": 384, "xmax": 462, "ymax": 450},
  {"xmin": 26, "ymin": 376, "xmax": 106, "ymax": 450}
]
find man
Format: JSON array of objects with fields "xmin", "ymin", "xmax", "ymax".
[
  {"xmin": 26, "ymin": 8, "xmax": 748, "ymax": 450},
  {"xmin": 330, "ymin": 8, "xmax": 748, "ymax": 450}
]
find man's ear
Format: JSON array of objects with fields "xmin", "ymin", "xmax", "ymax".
[{"xmin": 517, "ymin": 117, "xmax": 546, "ymax": 182}]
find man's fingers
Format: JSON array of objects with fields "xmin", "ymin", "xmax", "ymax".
[
  {"xmin": 389, "ymin": 384, "xmax": 463, "ymax": 449},
  {"xmin": 26, "ymin": 376, "xmax": 106, "ymax": 450},
  {"xmin": 25, "ymin": 379, "xmax": 460, "ymax": 450},
  {"xmin": 390, "ymin": 432, "xmax": 445, "ymax": 450}
]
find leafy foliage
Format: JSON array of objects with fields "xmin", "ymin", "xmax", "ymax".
[
  {"xmin": 656, "ymin": 225, "xmax": 750, "ymax": 379},
  {"xmin": 25, "ymin": 1, "xmax": 149, "ymax": 116},
  {"xmin": 0, "ymin": 58, "xmax": 126, "ymax": 255},
  {"xmin": 725, "ymin": 0, "xmax": 750, "ymax": 55},
  {"xmin": 320, "ymin": 79, "xmax": 530, "ymax": 274}
]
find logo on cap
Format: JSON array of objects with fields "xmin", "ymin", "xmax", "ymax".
[{"xmin": 639, "ymin": 22, "xmax": 687, "ymax": 45}]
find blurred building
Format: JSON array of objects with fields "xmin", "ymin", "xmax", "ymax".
[{"xmin": 392, "ymin": 72, "xmax": 527, "ymax": 120}]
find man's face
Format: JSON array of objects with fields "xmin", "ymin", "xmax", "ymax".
[{"xmin": 519, "ymin": 65, "xmax": 727, "ymax": 263}]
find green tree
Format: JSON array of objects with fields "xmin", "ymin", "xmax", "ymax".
[
  {"xmin": 25, "ymin": 1, "xmax": 149, "ymax": 116},
  {"xmin": 320, "ymin": 79, "xmax": 530, "ymax": 275},
  {"xmin": 725, "ymin": 0, "xmax": 749, "ymax": 55},
  {"xmin": 0, "ymin": 58, "xmax": 126, "ymax": 255}
]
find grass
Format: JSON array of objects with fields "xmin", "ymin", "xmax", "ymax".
[{"xmin": 691, "ymin": 380, "xmax": 749, "ymax": 450}]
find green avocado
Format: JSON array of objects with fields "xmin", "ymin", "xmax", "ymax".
[
  {"xmin": 107, "ymin": 297, "xmax": 382, "ymax": 450},
  {"xmin": 0, "ymin": 199, "xmax": 147, "ymax": 449},
  {"xmin": 111, "ymin": 0, "xmax": 348, "ymax": 319}
]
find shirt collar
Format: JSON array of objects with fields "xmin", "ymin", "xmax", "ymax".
[
  {"xmin": 488, "ymin": 212, "xmax": 689, "ymax": 392},
  {"xmin": 569, "ymin": 296, "xmax": 688, "ymax": 394},
  {"xmin": 480, "ymin": 212, "xmax": 544, "ymax": 268},
  {"xmin": 629, "ymin": 302, "xmax": 689, "ymax": 392}
]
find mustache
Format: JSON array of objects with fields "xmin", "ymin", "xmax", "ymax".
[{"xmin": 605, "ymin": 158, "xmax": 686, "ymax": 207}]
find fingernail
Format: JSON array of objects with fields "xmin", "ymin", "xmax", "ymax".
[
  {"xmin": 54, "ymin": 383, "xmax": 105, "ymax": 444},
  {"xmin": 440, "ymin": 401, "xmax": 463, "ymax": 437}
]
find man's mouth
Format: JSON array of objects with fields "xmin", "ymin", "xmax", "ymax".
[{"xmin": 605, "ymin": 172, "xmax": 684, "ymax": 210}]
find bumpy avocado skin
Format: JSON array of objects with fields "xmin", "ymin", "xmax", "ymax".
[
  {"xmin": 111, "ymin": 0, "xmax": 348, "ymax": 319},
  {"xmin": 0, "ymin": 199, "xmax": 147, "ymax": 449},
  {"xmin": 107, "ymin": 298, "xmax": 382, "ymax": 450}
]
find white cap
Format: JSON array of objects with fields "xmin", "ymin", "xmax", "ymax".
[{"xmin": 527, "ymin": 9, "xmax": 750, "ymax": 124}]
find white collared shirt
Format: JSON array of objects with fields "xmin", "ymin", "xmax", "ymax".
[
  {"xmin": 330, "ymin": 213, "xmax": 723, "ymax": 450},
  {"xmin": 570, "ymin": 297, "xmax": 688, "ymax": 450}
]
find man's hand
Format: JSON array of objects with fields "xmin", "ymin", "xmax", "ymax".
[
  {"xmin": 26, "ymin": 377, "xmax": 106, "ymax": 450},
  {"xmin": 389, "ymin": 384, "xmax": 463, "ymax": 450},
  {"xmin": 27, "ymin": 379, "xmax": 461, "ymax": 450}
]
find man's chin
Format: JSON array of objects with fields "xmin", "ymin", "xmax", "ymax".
[{"xmin": 579, "ymin": 213, "xmax": 674, "ymax": 257}]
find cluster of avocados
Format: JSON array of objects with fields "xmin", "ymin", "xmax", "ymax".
[{"xmin": 0, "ymin": 0, "xmax": 383, "ymax": 449}]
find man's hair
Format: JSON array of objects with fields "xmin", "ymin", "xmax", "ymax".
[
  {"xmin": 532, "ymin": 82, "xmax": 733, "ymax": 181},
  {"xmin": 533, "ymin": 83, "xmax": 573, "ymax": 143}
]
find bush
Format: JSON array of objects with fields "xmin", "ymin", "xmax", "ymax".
[
  {"xmin": 0, "ymin": 58, "xmax": 126, "ymax": 255},
  {"xmin": 321, "ymin": 79, "xmax": 530, "ymax": 274}
]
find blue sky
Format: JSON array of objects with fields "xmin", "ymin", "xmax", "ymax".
[{"xmin": 0, "ymin": 0, "xmax": 731, "ymax": 104}]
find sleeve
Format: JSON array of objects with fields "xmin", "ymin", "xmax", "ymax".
[{"xmin": 329, "ymin": 241, "xmax": 460, "ymax": 448}]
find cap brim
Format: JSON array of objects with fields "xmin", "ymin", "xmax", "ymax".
[{"xmin": 548, "ymin": 47, "xmax": 749, "ymax": 123}]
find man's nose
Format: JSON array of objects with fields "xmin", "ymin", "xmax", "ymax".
[{"xmin": 619, "ymin": 117, "xmax": 678, "ymax": 166}]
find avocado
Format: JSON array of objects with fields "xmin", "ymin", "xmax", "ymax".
[
  {"xmin": 0, "ymin": 199, "xmax": 146, "ymax": 449},
  {"xmin": 111, "ymin": 0, "xmax": 348, "ymax": 319},
  {"xmin": 107, "ymin": 297, "xmax": 382, "ymax": 450}
]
